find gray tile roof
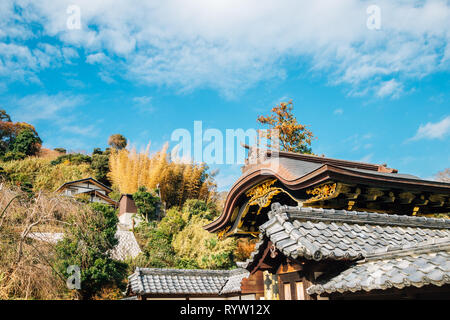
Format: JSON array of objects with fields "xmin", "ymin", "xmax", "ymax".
[
  {"xmin": 127, "ymin": 268, "xmax": 249, "ymax": 296},
  {"xmin": 236, "ymin": 238, "xmax": 265, "ymax": 269},
  {"xmin": 307, "ymin": 238, "xmax": 450, "ymax": 295},
  {"xmin": 28, "ymin": 230, "xmax": 141, "ymax": 261},
  {"xmin": 240, "ymin": 203, "xmax": 450, "ymax": 264},
  {"xmin": 220, "ymin": 269, "xmax": 250, "ymax": 294}
]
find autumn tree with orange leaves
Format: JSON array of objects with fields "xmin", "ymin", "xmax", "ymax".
[{"xmin": 257, "ymin": 100, "xmax": 315, "ymax": 154}]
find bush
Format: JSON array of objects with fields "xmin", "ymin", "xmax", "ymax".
[
  {"xmin": 132, "ymin": 186, "xmax": 160, "ymax": 222},
  {"xmin": 54, "ymin": 148, "xmax": 67, "ymax": 154},
  {"xmin": 54, "ymin": 203, "xmax": 128, "ymax": 300},
  {"xmin": 0, "ymin": 157, "xmax": 96, "ymax": 192},
  {"xmin": 133, "ymin": 222, "xmax": 176, "ymax": 268},
  {"xmin": 2, "ymin": 151, "xmax": 26, "ymax": 162},
  {"xmin": 50, "ymin": 153, "xmax": 92, "ymax": 166},
  {"xmin": 134, "ymin": 199, "xmax": 237, "ymax": 270},
  {"xmin": 172, "ymin": 215, "xmax": 236, "ymax": 269}
]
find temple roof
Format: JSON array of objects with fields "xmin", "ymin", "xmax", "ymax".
[
  {"xmin": 237, "ymin": 203, "xmax": 450, "ymax": 268},
  {"xmin": 126, "ymin": 268, "xmax": 249, "ymax": 296},
  {"xmin": 205, "ymin": 148, "xmax": 450, "ymax": 234},
  {"xmin": 307, "ymin": 238, "xmax": 450, "ymax": 295}
]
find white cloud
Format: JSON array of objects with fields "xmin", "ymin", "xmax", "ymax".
[
  {"xmin": 344, "ymin": 133, "xmax": 373, "ymax": 152},
  {"xmin": 133, "ymin": 96, "xmax": 155, "ymax": 113},
  {"xmin": 7, "ymin": 92, "xmax": 101, "ymax": 147},
  {"xmin": 1, "ymin": 0, "xmax": 450, "ymax": 97},
  {"xmin": 334, "ymin": 108, "xmax": 344, "ymax": 115},
  {"xmin": 410, "ymin": 115, "xmax": 450, "ymax": 140},
  {"xmin": 10, "ymin": 93, "xmax": 83, "ymax": 122},
  {"xmin": 86, "ymin": 52, "xmax": 109, "ymax": 64},
  {"xmin": 359, "ymin": 153, "xmax": 374, "ymax": 163},
  {"xmin": 376, "ymin": 79, "xmax": 403, "ymax": 99},
  {"xmin": 133, "ymin": 96, "xmax": 152, "ymax": 104},
  {"xmin": 61, "ymin": 124, "xmax": 98, "ymax": 137}
]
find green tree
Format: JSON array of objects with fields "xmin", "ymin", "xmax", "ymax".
[
  {"xmin": 50, "ymin": 153, "xmax": 92, "ymax": 166},
  {"xmin": 10, "ymin": 128, "xmax": 42, "ymax": 156},
  {"xmin": 132, "ymin": 186, "xmax": 160, "ymax": 222},
  {"xmin": 257, "ymin": 100, "xmax": 315, "ymax": 154},
  {"xmin": 54, "ymin": 148, "xmax": 67, "ymax": 154},
  {"xmin": 134, "ymin": 199, "xmax": 236, "ymax": 270},
  {"xmin": 108, "ymin": 134, "xmax": 127, "ymax": 150},
  {"xmin": 0, "ymin": 110, "xmax": 42, "ymax": 158},
  {"xmin": 54, "ymin": 203, "xmax": 127, "ymax": 300},
  {"xmin": 158, "ymin": 208, "xmax": 185, "ymax": 235},
  {"xmin": 91, "ymin": 153, "xmax": 110, "ymax": 186},
  {"xmin": 134, "ymin": 222, "xmax": 177, "ymax": 268},
  {"xmin": 172, "ymin": 215, "xmax": 236, "ymax": 269}
]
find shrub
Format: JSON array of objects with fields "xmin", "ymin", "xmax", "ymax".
[
  {"xmin": 2, "ymin": 151, "xmax": 26, "ymax": 161},
  {"xmin": 50, "ymin": 153, "xmax": 92, "ymax": 166},
  {"xmin": 0, "ymin": 157, "xmax": 96, "ymax": 192},
  {"xmin": 54, "ymin": 203, "xmax": 128, "ymax": 300},
  {"xmin": 172, "ymin": 215, "xmax": 236, "ymax": 269},
  {"xmin": 132, "ymin": 186, "xmax": 160, "ymax": 222}
]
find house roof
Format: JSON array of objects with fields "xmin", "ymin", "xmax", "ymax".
[
  {"xmin": 126, "ymin": 268, "xmax": 249, "ymax": 296},
  {"xmin": 237, "ymin": 203, "xmax": 450, "ymax": 266},
  {"xmin": 55, "ymin": 177, "xmax": 113, "ymax": 193},
  {"xmin": 307, "ymin": 238, "xmax": 450, "ymax": 295},
  {"xmin": 205, "ymin": 148, "xmax": 450, "ymax": 233},
  {"xmin": 78, "ymin": 189, "xmax": 118, "ymax": 206}
]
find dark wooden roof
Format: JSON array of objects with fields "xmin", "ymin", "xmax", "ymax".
[
  {"xmin": 205, "ymin": 148, "xmax": 450, "ymax": 233},
  {"xmin": 55, "ymin": 177, "xmax": 112, "ymax": 193}
]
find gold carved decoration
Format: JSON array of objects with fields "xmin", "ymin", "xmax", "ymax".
[
  {"xmin": 304, "ymin": 183, "xmax": 338, "ymax": 204},
  {"xmin": 246, "ymin": 179, "xmax": 281, "ymax": 215},
  {"xmin": 245, "ymin": 179, "xmax": 301, "ymax": 215},
  {"xmin": 217, "ymin": 226, "xmax": 231, "ymax": 240},
  {"xmin": 220, "ymin": 179, "xmax": 301, "ymax": 239},
  {"xmin": 347, "ymin": 200, "xmax": 356, "ymax": 211}
]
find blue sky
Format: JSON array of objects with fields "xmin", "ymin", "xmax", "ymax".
[{"xmin": 1, "ymin": 0, "xmax": 449, "ymax": 190}]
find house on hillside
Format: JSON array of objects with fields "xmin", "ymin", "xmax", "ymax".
[{"xmin": 56, "ymin": 177, "xmax": 118, "ymax": 207}]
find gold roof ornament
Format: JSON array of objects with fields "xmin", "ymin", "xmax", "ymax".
[
  {"xmin": 246, "ymin": 179, "xmax": 281, "ymax": 215},
  {"xmin": 304, "ymin": 183, "xmax": 338, "ymax": 204}
]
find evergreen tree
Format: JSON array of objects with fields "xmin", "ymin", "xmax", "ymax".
[{"xmin": 54, "ymin": 203, "xmax": 127, "ymax": 300}]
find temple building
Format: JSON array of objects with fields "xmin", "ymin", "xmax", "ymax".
[{"xmin": 204, "ymin": 147, "xmax": 450, "ymax": 300}]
